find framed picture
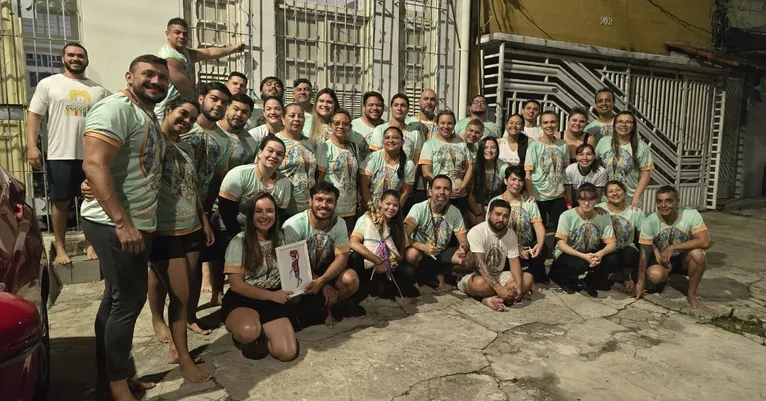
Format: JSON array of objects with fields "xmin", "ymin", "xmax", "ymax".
[{"xmin": 276, "ymin": 240, "xmax": 312, "ymax": 297}]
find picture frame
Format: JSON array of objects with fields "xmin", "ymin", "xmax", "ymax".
[{"xmin": 275, "ymin": 240, "xmax": 312, "ymax": 297}]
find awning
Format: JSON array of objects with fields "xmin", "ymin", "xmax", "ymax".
[{"xmin": 665, "ymin": 42, "xmax": 766, "ymax": 71}]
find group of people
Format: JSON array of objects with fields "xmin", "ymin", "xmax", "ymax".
[{"xmin": 25, "ymin": 16, "xmax": 712, "ymax": 401}]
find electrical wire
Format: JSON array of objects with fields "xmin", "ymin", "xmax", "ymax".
[{"xmin": 647, "ymin": 0, "xmax": 712, "ymax": 35}]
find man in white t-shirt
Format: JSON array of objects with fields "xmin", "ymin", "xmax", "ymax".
[
  {"xmin": 521, "ymin": 99, "xmax": 543, "ymax": 140},
  {"xmin": 458, "ymin": 199, "xmax": 534, "ymax": 311},
  {"xmin": 26, "ymin": 42, "xmax": 109, "ymax": 265}
]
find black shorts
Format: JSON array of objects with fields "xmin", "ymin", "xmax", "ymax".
[
  {"xmin": 647, "ymin": 252, "xmax": 688, "ymax": 276},
  {"xmin": 201, "ymin": 213, "xmax": 230, "ymax": 263},
  {"xmin": 150, "ymin": 229, "xmax": 205, "ymax": 262},
  {"xmin": 46, "ymin": 159, "xmax": 85, "ymax": 202},
  {"xmin": 220, "ymin": 289, "xmax": 288, "ymax": 325}
]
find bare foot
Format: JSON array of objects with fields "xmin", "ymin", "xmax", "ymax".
[
  {"xmin": 152, "ymin": 319, "xmax": 171, "ymax": 343},
  {"xmin": 201, "ymin": 264, "xmax": 213, "ymax": 293},
  {"xmin": 180, "ymin": 361, "xmax": 212, "ymax": 383},
  {"xmin": 167, "ymin": 342, "xmax": 204, "ymax": 364},
  {"xmin": 687, "ymin": 294, "xmax": 704, "ymax": 309},
  {"xmin": 187, "ymin": 322, "xmax": 212, "ymax": 335},
  {"xmin": 86, "ymin": 244, "xmax": 98, "ymax": 260},
  {"xmin": 127, "ymin": 379, "xmax": 156, "ymax": 392},
  {"xmin": 54, "ymin": 246, "xmax": 71, "ymax": 265},
  {"xmin": 436, "ymin": 282, "xmax": 452, "ymax": 292},
  {"xmin": 324, "ymin": 314, "xmax": 339, "ymax": 328},
  {"xmin": 481, "ymin": 296, "xmax": 505, "ymax": 311}
]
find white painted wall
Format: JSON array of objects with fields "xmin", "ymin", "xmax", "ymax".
[
  {"xmin": 741, "ymin": 98, "xmax": 766, "ymax": 198},
  {"xmin": 79, "ymin": 0, "xmax": 182, "ymax": 93}
]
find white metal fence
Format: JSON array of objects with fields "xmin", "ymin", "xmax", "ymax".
[{"xmin": 480, "ymin": 34, "xmax": 745, "ymax": 213}]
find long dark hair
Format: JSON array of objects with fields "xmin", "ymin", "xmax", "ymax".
[
  {"xmin": 383, "ymin": 126, "xmax": 407, "ymax": 180},
  {"xmin": 506, "ymin": 113, "xmax": 529, "ymax": 165},
  {"xmin": 309, "ymin": 87, "xmax": 340, "ymax": 142},
  {"xmin": 379, "ymin": 189, "xmax": 406, "ymax": 253},
  {"xmin": 474, "ymin": 136, "xmax": 500, "ymax": 198},
  {"xmin": 242, "ymin": 191, "xmax": 281, "ymax": 273},
  {"xmin": 575, "ymin": 143, "xmax": 600, "ymax": 170},
  {"xmin": 611, "ymin": 111, "xmax": 640, "ymax": 171}
]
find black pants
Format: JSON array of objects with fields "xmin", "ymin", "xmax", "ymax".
[
  {"xmin": 350, "ymin": 253, "xmax": 417, "ymax": 300},
  {"xmin": 537, "ymin": 197, "xmax": 567, "ymax": 229},
  {"xmin": 520, "ymin": 242, "xmax": 548, "ymax": 283},
  {"xmin": 83, "ymin": 219, "xmax": 154, "ymax": 382},
  {"xmin": 549, "ymin": 250, "xmax": 619, "ymax": 290},
  {"xmin": 613, "ymin": 247, "xmax": 639, "ymax": 282}
]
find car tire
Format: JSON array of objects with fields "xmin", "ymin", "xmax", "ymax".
[{"xmin": 32, "ymin": 271, "xmax": 51, "ymax": 401}]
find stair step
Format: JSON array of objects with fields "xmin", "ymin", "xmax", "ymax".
[{"xmin": 51, "ymin": 255, "xmax": 102, "ymax": 285}]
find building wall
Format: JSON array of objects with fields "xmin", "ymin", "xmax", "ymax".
[
  {"xmin": 80, "ymin": 0, "xmax": 182, "ymax": 93},
  {"xmin": 742, "ymin": 96, "xmax": 766, "ymax": 198},
  {"xmin": 476, "ymin": 0, "xmax": 714, "ymax": 54}
]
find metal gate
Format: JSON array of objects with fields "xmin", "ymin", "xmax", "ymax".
[
  {"xmin": 480, "ymin": 34, "xmax": 739, "ymax": 213},
  {"xmin": 184, "ymin": 0, "xmax": 461, "ymax": 117}
]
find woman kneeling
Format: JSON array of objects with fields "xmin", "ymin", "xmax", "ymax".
[{"xmin": 221, "ymin": 191, "xmax": 299, "ymax": 361}]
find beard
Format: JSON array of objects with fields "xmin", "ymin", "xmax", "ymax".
[
  {"xmin": 202, "ymin": 108, "xmax": 224, "ymax": 123},
  {"xmin": 64, "ymin": 61, "xmax": 87, "ymax": 75},
  {"xmin": 489, "ymin": 220, "xmax": 506, "ymax": 233},
  {"xmin": 228, "ymin": 118, "xmax": 246, "ymax": 131},
  {"xmin": 131, "ymin": 82, "xmax": 167, "ymax": 104},
  {"xmin": 472, "ymin": 109, "xmax": 487, "ymax": 117}
]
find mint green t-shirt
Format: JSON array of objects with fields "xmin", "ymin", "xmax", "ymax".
[
  {"xmin": 154, "ymin": 44, "xmax": 192, "ymax": 121},
  {"xmin": 80, "ymin": 92, "xmax": 165, "ymax": 231},
  {"xmin": 584, "ymin": 120, "xmax": 613, "ymax": 143},
  {"xmin": 361, "ymin": 149, "xmax": 415, "ymax": 205},
  {"xmin": 369, "ymin": 121, "xmax": 427, "ymax": 163},
  {"xmin": 524, "ymin": 139, "xmax": 568, "ymax": 201},
  {"xmin": 224, "ymin": 232, "xmax": 282, "ymax": 290},
  {"xmin": 595, "ymin": 137, "xmax": 654, "ymax": 200},
  {"xmin": 405, "ymin": 200, "xmax": 467, "ymax": 254},
  {"xmin": 638, "ymin": 208, "xmax": 708, "ymax": 255},
  {"xmin": 489, "ymin": 194, "xmax": 543, "ymax": 247},
  {"xmin": 406, "ymin": 115, "xmax": 437, "ymax": 141},
  {"xmin": 554, "ymin": 209, "xmax": 615, "ymax": 258},
  {"xmin": 225, "ymin": 128, "xmax": 258, "ymax": 169},
  {"xmin": 455, "ymin": 117, "xmax": 500, "ymax": 138},
  {"xmin": 181, "ymin": 123, "xmax": 231, "ymax": 204},
  {"xmin": 275, "ymin": 133, "xmax": 317, "ymax": 215},
  {"xmin": 419, "ymin": 136, "xmax": 473, "ymax": 190},
  {"xmin": 156, "ymin": 139, "xmax": 201, "ymax": 235},
  {"xmin": 219, "ymin": 163, "xmax": 293, "ymax": 227},
  {"xmin": 351, "ymin": 118, "xmax": 378, "ymax": 162},
  {"xmin": 596, "ymin": 202, "xmax": 645, "ymax": 249},
  {"xmin": 316, "ymin": 140, "xmax": 359, "ymax": 217},
  {"xmin": 282, "ymin": 210, "xmax": 350, "ymax": 274}
]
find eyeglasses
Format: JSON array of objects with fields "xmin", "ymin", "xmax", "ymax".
[
  {"xmin": 615, "ymin": 121, "xmax": 634, "ymax": 126},
  {"xmin": 332, "ymin": 121, "xmax": 350, "ymax": 127},
  {"xmin": 472, "ymin": 100, "xmax": 487, "ymax": 105},
  {"xmin": 578, "ymin": 198, "xmax": 597, "ymax": 204}
]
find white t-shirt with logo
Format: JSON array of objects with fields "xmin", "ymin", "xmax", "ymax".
[
  {"xmin": 28, "ymin": 74, "xmax": 109, "ymax": 160},
  {"xmin": 467, "ymin": 222, "xmax": 520, "ymax": 275},
  {"xmin": 563, "ymin": 163, "xmax": 608, "ymax": 191}
]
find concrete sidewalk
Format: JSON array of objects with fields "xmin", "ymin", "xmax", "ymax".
[{"xmin": 47, "ymin": 211, "xmax": 766, "ymax": 401}]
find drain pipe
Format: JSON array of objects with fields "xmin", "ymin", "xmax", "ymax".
[{"xmin": 457, "ymin": 0, "xmax": 471, "ymax": 118}]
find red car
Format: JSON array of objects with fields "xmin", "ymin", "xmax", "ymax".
[{"xmin": 0, "ymin": 165, "xmax": 50, "ymax": 401}]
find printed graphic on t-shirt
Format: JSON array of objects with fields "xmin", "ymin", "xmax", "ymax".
[
  {"xmin": 510, "ymin": 204, "xmax": 534, "ymax": 246},
  {"xmin": 435, "ymin": 144, "xmax": 468, "ymax": 181},
  {"xmin": 601, "ymin": 147, "xmax": 634, "ymax": 183},
  {"xmin": 419, "ymin": 214, "xmax": 453, "ymax": 251},
  {"xmin": 654, "ymin": 227, "xmax": 688, "ymax": 256},
  {"xmin": 610, "ymin": 215, "xmax": 633, "ymax": 249},
  {"xmin": 538, "ymin": 147, "xmax": 564, "ymax": 189},
  {"xmin": 570, "ymin": 221, "xmax": 601, "ymax": 252},
  {"xmin": 307, "ymin": 230, "xmax": 336, "ymax": 272},
  {"xmin": 141, "ymin": 121, "xmax": 162, "ymax": 189},
  {"xmin": 65, "ymin": 89, "xmax": 94, "ymax": 117}
]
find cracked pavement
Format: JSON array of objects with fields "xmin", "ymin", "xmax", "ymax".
[{"xmin": 47, "ymin": 211, "xmax": 766, "ymax": 400}]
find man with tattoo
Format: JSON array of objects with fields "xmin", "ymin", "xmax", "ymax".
[
  {"xmin": 458, "ymin": 199, "xmax": 534, "ymax": 311},
  {"xmin": 635, "ymin": 185, "xmax": 710, "ymax": 308}
]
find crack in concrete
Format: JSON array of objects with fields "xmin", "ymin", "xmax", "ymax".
[{"xmin": 388, "ymin": 368, "xmax": 493, "ymax": 401}]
